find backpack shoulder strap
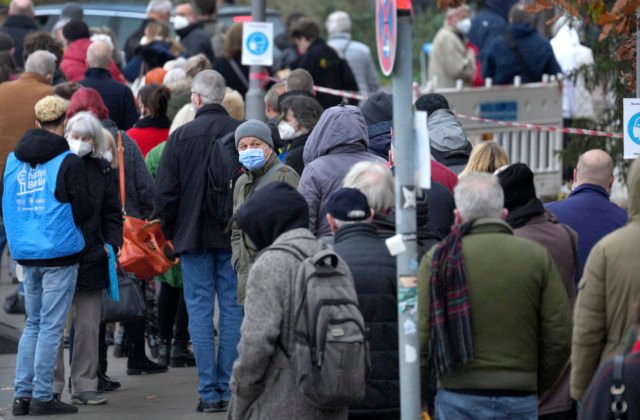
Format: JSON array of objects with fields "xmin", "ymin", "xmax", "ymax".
[
  {"xmin": 502, "ymin": 31, "xmax": 536, "ymax": 82},
  {"xmin": 610, "ymin": 355, "xmax": 628, "ymax": 419}
]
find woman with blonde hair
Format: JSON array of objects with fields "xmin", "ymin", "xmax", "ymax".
[
  {"xmin": 52, "ymin": 111, "xmax": 123, "ymax": 405},
  {"xmin": 459, "ymin": 141, "xmax": 509, "ymax": 178}
]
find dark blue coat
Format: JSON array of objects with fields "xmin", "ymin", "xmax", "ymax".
[
  {"xmin": 545, "ymin": 184, "xmax": 627, "ymax": 282},
  {"xmin": 80, "ymin": 68, "xmax": 139, "ymax": 130},
  {"xmin": 468, "ymin": 0, "xmax": 518, "ymax": 61},
  {"xmin": 482, "ymin": 23, "xmax": 562, "ymax": 85}
]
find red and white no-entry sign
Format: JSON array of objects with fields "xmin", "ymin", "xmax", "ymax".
[{"xmin": 376, "ymin": 0, "xmax": 397, "ymax": 76}]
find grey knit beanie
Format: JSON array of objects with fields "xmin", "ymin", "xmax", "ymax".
[{"xmin": 234, "ymin": 119, "xmax": 274, "ymax": 149}]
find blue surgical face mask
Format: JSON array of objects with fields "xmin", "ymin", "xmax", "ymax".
[{"xmin": 239, "ymin": 148, "xmax": 267, "ymax": 171}]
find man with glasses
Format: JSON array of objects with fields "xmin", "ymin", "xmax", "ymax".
[{"xmin": 155, "ymin": 69, "xmax": 242, "ymax": 413}]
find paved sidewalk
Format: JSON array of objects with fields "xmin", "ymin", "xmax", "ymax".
[
  {"xmin": 0, "ymin": 350, "xmax": 227, "ymax": 420},
  {"xmin": 0, "ymin": 254, "xmax": 227, "ymax": 420}
]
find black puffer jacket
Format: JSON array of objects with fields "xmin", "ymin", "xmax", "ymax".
[
  {"xmin": 332, "ymin": 223, "xmax": 399, "ymax": 419},
  {"xmin": 76, "ymin": 157, "xmax": 123, "ymax": 291}
]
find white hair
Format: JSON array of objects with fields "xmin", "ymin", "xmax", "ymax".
[
  {"xmin": 65, "ymin": 111, "xmax": 108, "ymax": 157},
  {"xmin": 326, "ymin": 11, "xmax": 351, "ymax": 35},
  {"xmin": 25, "ymin": 50, "xmax": 57, "ymax": 78},
  {"xmin": 192, "ymin": 69, "xmax": 226, "ymax": 105},
  {"xmin": 343, "ymin": 161, "xmax": 394, "ymax": 213},
  {"xmin": 454, "ymin": 172, "xmax": 504, "ymax": 222},
  {"xmin": 146, "ymin": 0, "xmax": 172, "ymax": 16},
  {"xmin": 163, "ymin": 68, "xmax": 187, "ymax": 85}
]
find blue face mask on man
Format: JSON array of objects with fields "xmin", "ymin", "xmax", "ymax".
[{"xmin": 239, "ymin": 148, "xmax": 267, "ymax": 171}]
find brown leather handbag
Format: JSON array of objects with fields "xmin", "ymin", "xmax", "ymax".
[{"xmin": 116, "ymin": 132, "xmax": 177, "ymax": 279}]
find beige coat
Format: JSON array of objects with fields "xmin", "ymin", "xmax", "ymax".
[
  {"xmin": 570, "ymin": 158, "xmax": 640, "ymax": 400},
  {"xmin": 427, "ymin": 24, "xmax": 476, "ymax": 88},
  {"xmin": 0, "ymin": 72, "xmax": 53, "ymax": 172}
]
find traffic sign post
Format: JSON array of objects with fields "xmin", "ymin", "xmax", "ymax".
[
  {"xmin": 376, "ymin": 0, "xmax": 397, "ymax": 76},
  {"xmin": 244, "ymin": 0, "xmax": 267, "ymax": 121}
]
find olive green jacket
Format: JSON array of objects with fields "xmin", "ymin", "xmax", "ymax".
[
  {"xmin": 418, "ymin": 219, "xmax": 571, "ymax": 394},
  {"xmin": 231, "ymin": 154, "xmax": 300, "ymax": 304},
  {"xmin": 571, "ymin": 158, "xmax": 640, "ymax": 400}
]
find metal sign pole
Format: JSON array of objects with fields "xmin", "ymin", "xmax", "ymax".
[
  {"xmin": 245, "ymin": 0, "xmax": 266, "ymax": 120},
  {"xmin": 393, "ymin": 7, "xmax": 421, "ymax": 420}
]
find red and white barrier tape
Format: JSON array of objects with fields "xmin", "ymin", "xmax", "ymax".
[
  {"xmin": 455, "ymin": 114, "xmax": 622, "ymax": 139},
  {"xmin": 253, "ymin": 72, "xmax": 621, "ymax": 139}
]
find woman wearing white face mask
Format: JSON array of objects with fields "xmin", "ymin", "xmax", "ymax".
[
  {"xmin": 230, "ymin": 120, "xmax": 300, "ymax": 306},
  {"xmin": 52, "ymin": 111, "xmax": 123, "ymax": 406},
  {"xmin": 277, "ymin": 95, "xmax": 324, "ymax": 176},
  {"xmin": 427, "ymin": 4, "xmax": 477, "ymax": 88}
]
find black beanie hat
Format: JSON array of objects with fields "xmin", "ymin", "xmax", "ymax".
[
  {"xmin": 360, "ymin": 91, "xmax": 393, "ymax": 126},
  {"xmin": 236, "ymin": 182, "xmax": 310, "ymax": 251},
  {"xmin": 415, "ymin": 93, "xmax": 450, "ymax": 115},
  {"xmin": 62, "ymin": 20, "xmax": 90, "ymax": 42},
  {"xmin": 496, "ymin": 163, "xmax": 537, "ymax": 210}
]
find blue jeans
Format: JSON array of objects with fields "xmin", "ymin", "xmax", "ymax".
[
  {"xmin": 181, "ymin": 250, "xmax": 242, "ymax": 403},
  {"xmin": 14, "ymin": 265, "xmax": 78, "ymax": 401},
  {"xmin": 436, "ymin": 389, "xmax": 537, "ymax": 420}
]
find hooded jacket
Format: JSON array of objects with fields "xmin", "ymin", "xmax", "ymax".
[
  {"xmin": 571, "ymin": 158, "xmax": 640, "ymax": 400},
  {"xmin": 468, "ymin": 0, "xmax": 519, "ymax": 60},
  {"xmin": 298, "ymin": 105, "xmax": 385, "ymax": 237},
  {"xmin": 61, "ymin": 38, "xmax": 126, "ymax": 84},
  {"xmin": 1, "ymin": 129, "xmax": 92, "ymax": 266},
  {"xmin": 482, "ymin": 23, "xmax": 562, "ymax": 85},
  {"xmin": 176, "ymin": 23, "xmax": 215, "ymax": 64},
  {"xmin": 428, "ymin": 109, "xmax": 472, "ymax": 174}
]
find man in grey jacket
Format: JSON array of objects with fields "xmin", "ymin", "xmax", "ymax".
[
  {"xmin": 326, "ymin": 11, "xmax": 379, "ymax": 99},
  {"xmin": 228, "ymin": 182, "xmax": 347, "ymax": 420},
  {"xmin": 299, "ymin": 105, "xmax": 385, "ymax": 238}
]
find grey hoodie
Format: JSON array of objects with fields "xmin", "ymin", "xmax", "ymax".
[
  {"xmin": 299, "ymin": 105, "xmax": 384, "ymax": 237},
  {"xmin": 428, "ymin": 109, "xmax": 472, "ymax": 175}
]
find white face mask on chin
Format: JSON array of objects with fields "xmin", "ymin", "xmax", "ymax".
[{"xmin": 278, "ymin": 121, "xmax": 296, "ymax": 140}]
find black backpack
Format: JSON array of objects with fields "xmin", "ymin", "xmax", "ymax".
[{"xmin": 204, "ymin": 131, "xmax": 244, "ymax": 225}]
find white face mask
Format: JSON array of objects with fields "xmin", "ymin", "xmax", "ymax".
[
  {"xmin": 67, "ymin": 138, "xmax": 93, "ymax": 157},
  {"xmin": 103, "ymin": 150, "xmax": 113, "ymax": 163},
  {"xmin": 455, "ymin": 17, "xmax": 472, "ymax": 35},
  {"xmin": 278, "ymin": 121, "xmax": 296, "ymax": 140},
  {"xmin": 173, "ymin": 15, "xmax": 189, "ymax": 31}
]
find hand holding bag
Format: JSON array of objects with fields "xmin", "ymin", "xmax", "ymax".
[{"xmin": 116, "ymin": 132, "xmax": 178, "ymax": 279}]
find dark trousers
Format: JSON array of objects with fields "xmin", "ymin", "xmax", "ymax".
[{"xmin": 157, "ymin": 282, "xmax": 189, "ymax": 344}]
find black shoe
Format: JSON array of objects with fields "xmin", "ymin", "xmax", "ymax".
[
  {"xmin": 215, "ymin": 400, "xmax": 229, "ymax": 413},
  {"xmin": 127, "ymin": 356, "xmax": 168, "ymax": 375},
  {"xmin": 112, "ymin": 344, "xmax": 128, "ymax": 358},
  {"xmin": 157, "ymin": 340, "xmax": 170, "ymax": 367},
  {"xmin": 196, "ymin": 399, "xmax": 220, "ymax": 413},
  {"xmin": 12, "ymin": 397, "xmax": 30, "ymax": 416},
  {"xmin": 29, "ymin": 397, "xmax": 78, "ymax": 415},
  {"xmin": 97, "ymin": 372, "xmax": 121, "ymax": 392},
  {"xmin": 170, "ymin": 342, "xmax": 196, "ymax": 367}
]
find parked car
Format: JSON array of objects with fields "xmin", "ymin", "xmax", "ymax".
[{"xmin": 34, "ymin": 3, "xmax": 284, "ymax": 52}]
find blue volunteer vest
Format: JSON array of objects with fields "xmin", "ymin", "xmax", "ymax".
[{"xmin": 2, "ymin": 151, "xmax": 85, "ymax": 260}]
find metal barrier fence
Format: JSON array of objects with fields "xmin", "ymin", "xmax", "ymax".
[{"xmin": 422, "ymin": 81, "xmax": 564, "ymax": 196}]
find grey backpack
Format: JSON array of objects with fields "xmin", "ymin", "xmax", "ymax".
[{"xmin": 268, "ymin": 242, "xmax": 369, "ymax": 409}]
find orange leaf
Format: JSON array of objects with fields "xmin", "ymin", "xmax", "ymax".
[
  {"xmin": 545, "ymin": 14, "xmax": 563, "ymax": 26},
  {"xmin": 597, "ymin": 12, "xmax": 619, "ymax": 25},
  {"xmin": 523, "ymin": 3, "xmax": 552, "ymax": 14},
  {"xmin": 611, "ymin": 0, "xmax": 628, "ymax": 13},
  {"xmin": 555, "ymin": 0, "xmax": 580, "ymax": 16},
  {"xmin": 621, "ymin": 0, "xmax": 640, "ymax": 15},
  {"xmin": 599, "ymin": 23, "xmax": 613, "ymax": 41}
]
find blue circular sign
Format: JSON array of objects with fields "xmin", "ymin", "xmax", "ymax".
[
  {"xmin": 246, "ymin": 32, "xmax": 269, "ymax": 55},
  {"xmin": 628, "ymin": 112, "xmax": 640, "ymax": 145}
]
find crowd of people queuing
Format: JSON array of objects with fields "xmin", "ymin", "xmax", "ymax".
[{"xmin": 0, "ymin": 0, "xmax": 638, "ymax": 419}]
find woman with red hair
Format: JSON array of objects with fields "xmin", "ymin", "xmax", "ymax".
[{"xmin": 67, "ymin": 88, "xmax": 165, "ymax": 387}]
